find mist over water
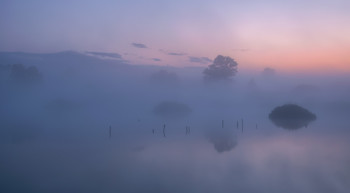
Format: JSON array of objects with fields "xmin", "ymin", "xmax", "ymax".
[{"xmin": 1, "ymin": 52, "xmax": 350, "ymax": 193}]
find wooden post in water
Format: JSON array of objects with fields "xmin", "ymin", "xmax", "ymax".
[
  {"xmin": 163, "ymin": 124, "xmax": 166, "ymax": 137},
  {"xmin": 109, "ymin": 125, "xmax": 112, "ymax": 139}
]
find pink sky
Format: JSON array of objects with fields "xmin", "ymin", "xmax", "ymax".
[{"xmin": 1, "ymin": 0, "xmax": 349, "ymax": 72}]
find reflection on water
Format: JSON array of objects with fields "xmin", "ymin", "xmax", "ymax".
[
  {"xmin": 1, "ymin": 114, "xmax": 350, "ymax": 193},
  {"xmin": 269, "ymin": 104, "xmax": 317, "ymax": 130},
  {"xmin": 207, "ymin": 129, "xmax": 237, "ymax": 153},
  {"xmin": 1, "ymin": 130, "xmax": 349, "ymax": 193}
]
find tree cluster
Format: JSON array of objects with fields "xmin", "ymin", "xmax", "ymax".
[
  {"xmin": 10, "ymin": 64, "xmax": 42, "ymax": 84},
  {"xmin": 203, "ymin": 55, "xmax": 238, "ymax": 81}
]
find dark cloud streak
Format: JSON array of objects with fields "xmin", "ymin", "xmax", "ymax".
[
  {"xmin": 158, "ymin": 49, "xmax": 187, "ymax": 56},
  {"xmin": 86, "ymin": 52, "xmax": 122, "ymax": 59},
  {"xmin": 189, "ymin": 56, "xmax": 212, "ymax": 64},
  {"xmin": 168, "ymin": 52, "xmax": 186, "ymax": 56},
  {"xmin": 152, "ymin": 58, "xmax": 161, "ymax": 62},
  {"xmin": 131, "ymin": 43, "xmax": 148, "ymax": 48}
]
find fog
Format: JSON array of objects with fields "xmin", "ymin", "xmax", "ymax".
[{"xmin": 1, "ymin": 51, "xmax": 350, "ymax": 193}]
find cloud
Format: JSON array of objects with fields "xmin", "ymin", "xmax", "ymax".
[
  {"xmin": 189, "ymin": 56, "xmax": 212, "ymax": 64},
  {"xmin": 86, "ymin": 52, "xmax": 122, "ymax": 59},
  {"xmin": 168, "ymin": 52, "xmax": 186, "ymax": 56},
  {"xmin": 152, "ymin": 58, "xmax": 161, "ymax": 62},
  {"xmin": 159, "ymin": 49, "xmax": 186, "ymax": 56},
  {"xmin": 131, "ymin": 43, "xmax": 148, "ymax": 48},
  {"xmin": 123, "ymin": 53, "xmax": 137, "ymax": 56}
]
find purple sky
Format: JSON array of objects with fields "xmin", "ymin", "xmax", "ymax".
[{"xmin": 1, "ymin": 0, "xmax": 349, "ymax": 71}]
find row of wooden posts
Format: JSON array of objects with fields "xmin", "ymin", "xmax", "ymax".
[{"xmin": 108, "ymin": 119, "xmax": 258, "ymax": 138}]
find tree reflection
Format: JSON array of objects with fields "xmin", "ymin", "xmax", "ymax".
[{"xmin": 207, "ymin": 129, "xmax": 237, "ymax": 153}]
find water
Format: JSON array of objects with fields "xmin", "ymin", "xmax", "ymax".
[{"xmin": 1, "ymin": 112, "xmax": 349, "ymax": 193}]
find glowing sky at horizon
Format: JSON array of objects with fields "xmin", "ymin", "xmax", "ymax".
[{"xmin": 1, "ymin": 0, "xmax": 349, "ymax": 72}]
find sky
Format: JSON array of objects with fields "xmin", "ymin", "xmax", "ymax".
[{"xmin": 1, "ymin": 0, "xmax": 350, "ymax": 72}]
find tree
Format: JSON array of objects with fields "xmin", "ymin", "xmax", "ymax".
[
  {"xmin": 203, "ymin": 55, "xmax": 238, "ymax": 81},
  {"xmin": 10, "ymin": 64, "xmax": 42, "ymax": 84},
  {"xmin": 153, "ymin": 101, "xmax": 191, "ymax": 119},
  {"xmin": 262, "ymin": 67, "xmax": 275, "ymax": 78},
  {"xmin": 150, "ymin": 69, "xmax": 178, "ymax": 84},
  {"xmin": 269, "ymin": 104, "xmax": 316, "ymax": 130}
]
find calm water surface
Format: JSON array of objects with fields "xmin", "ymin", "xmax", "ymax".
[{"xmin": 1, "ymin": 111, "xmax": 349, "ymax": 193}]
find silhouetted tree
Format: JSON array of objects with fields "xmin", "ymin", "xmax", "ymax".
[
  {"xmin": 150, "ymin": 69, "xmax": 178, "ymax": 84},
  {"xmin": 203, "ymin": 55, "xmax": 238, "ymax": 81},
  {"xmin": 153, "ymin": 101, "xmax": 191, "ymax": 119},
  {"xmin": 269, "ymin": 104, "xmax": 316, "ymax": 130},
  {"xmin": 262, "ymin": 67, "xmax": 275, "ymax": 78},
  {"xmin": 10, "ymin": 64, "xmax": 42, "ymax": 84}
]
